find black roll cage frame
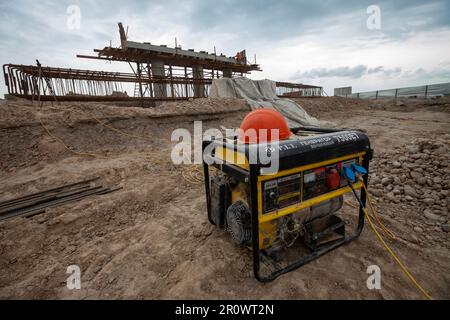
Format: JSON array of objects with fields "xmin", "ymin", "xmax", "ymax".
[{"xmin": 202, "ymin": 127, "xmax": 372, "ymax": 282}]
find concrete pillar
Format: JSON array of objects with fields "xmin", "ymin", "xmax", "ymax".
[
  {"xmin": 151, "ymin": 59, "xmax": 167, "ymax": 98},
  {"xmin": 223, "ymin": 69, "xmax": 232, "ymax": 78},
  {"xmin": 192, "ymin": 65, "xmax": 205, "ymax": 98}
]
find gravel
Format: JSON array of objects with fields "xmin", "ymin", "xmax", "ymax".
[{"xmin": 369, "ymin": 137, "xmax": 449, "ymax": 231}]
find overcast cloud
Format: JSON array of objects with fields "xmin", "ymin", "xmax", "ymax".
[{"xmin": 1, "ymin": 0, "xmax": 450, "ymax": 96}]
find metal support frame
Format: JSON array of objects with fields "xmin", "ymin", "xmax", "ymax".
[
  {"xmin": 3, "ymin": 64, "xmax": 213, "ymax": 102},
  {"xmin": 276, "ymin": 81, "xmax": 323, "ymax": 98},
  {"xmin": 3, "ymin": 64, "xmax": 319, "ymax": 104}
]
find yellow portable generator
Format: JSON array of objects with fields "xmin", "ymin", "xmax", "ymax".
[{"xmin": 202, "ymin": 111, "xmax": 372, "ymax": 282}]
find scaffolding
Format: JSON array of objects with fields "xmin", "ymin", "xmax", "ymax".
[
  {"xmin": 2, "ymin": 63, "xmax": 214, "ymax": 102},
  {"xmin": 2, "ymin": 23, "xmax": 324, "ymax": 104},
  {"xmin": 3, "ymin": 64, "xmax": 324, "ymax": 103},
  {"xmin": 73, "ymin": 22, "xmax": 261, "ymax": 101},
  {"xmin": 276, "ymin": 82, "xmax": 323, "ymax": 97}
]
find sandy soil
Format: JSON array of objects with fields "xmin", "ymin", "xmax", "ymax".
[{"xmin": 0, "ymin": 96, "xmax": 449, "ymax": 299}]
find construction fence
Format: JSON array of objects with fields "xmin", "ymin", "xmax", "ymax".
[{"xmin": 338, "ymin": 82, "xmax": 450, "ymax": 99}]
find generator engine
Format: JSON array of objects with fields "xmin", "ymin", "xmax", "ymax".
[
  {"xmin": 202, "ymin": 110, "xmax": 372, "ymax": 282},
  {"xmin": 210, "ymin": 175, "xmax": 345, "ymax": 250}
]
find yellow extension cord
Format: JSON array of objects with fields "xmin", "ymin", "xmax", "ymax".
[
  {"xmin": 362, "ymin": 184, "xmax": 396, "ymax": 240},
  {"xmin": 39, "ymin": 116, "xmax": 103, "ymax": 158},
  {"xmin": 356, "ymin": 180, "xmax": 432, "ymax": 300},
  {"xmin": 346, "ymin": 186, "xmax": 396, "ymax": 240},
  {"xmin": 41, "ymin": 107, "xmax": 205, "ymax": 185},
  {"xmin": 54, "ymin": 106, "xmax": 156, "ymax": 142},
  {"xmin": 40, "ymin": 106, "xmax": 163, "ymax": 158}
]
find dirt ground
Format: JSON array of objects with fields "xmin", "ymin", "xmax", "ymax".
[{"xmin": 0, "ymin": 96, "xmax": 449, "ymax": 300}]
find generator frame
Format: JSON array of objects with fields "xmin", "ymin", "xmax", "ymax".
[{"xmin": 202, "ymin": 127, "xmax": 372, "ymax": 282}]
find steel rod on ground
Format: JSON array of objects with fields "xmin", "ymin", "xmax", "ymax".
[
  {"xmin": 0, "ymin": 179, "xmax": 121, "ymax": 222},
  {"xmin": 0, "ymin": 177, "xmax": 100, "ymax": 209}
]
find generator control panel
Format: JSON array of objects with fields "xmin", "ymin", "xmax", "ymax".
[
  {"xmin": 262, "ymin": 174, "xmax": 301, "ymax": 214},
  {"xmin": 261, "ymin": 158, "xmax": 359, "ymax": 214}
]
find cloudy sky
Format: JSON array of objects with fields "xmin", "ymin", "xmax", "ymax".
[{"xmin": 1, "ymin": 0, "xmax": 450, "ymax": 96}]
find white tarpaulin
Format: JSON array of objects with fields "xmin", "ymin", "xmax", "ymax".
[{"xmin": 209, "ymin": 77, "xmax": 332, "ymax": 128}]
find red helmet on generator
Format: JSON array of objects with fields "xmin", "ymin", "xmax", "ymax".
[{"xmin": 239, "ymin": 108, "xmax": 291, "ymax": 144}]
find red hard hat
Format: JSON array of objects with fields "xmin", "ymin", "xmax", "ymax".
[{"xmin": 240, "ymin": 109, "xmax": 291, "ymax": 144}]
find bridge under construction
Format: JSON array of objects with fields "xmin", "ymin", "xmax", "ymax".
[{"xmin": 2, "ymin": 23, "xmax": 323, "ymax": 104}]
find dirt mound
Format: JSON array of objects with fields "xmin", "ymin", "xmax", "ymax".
[
  {"xmin": 0, "ymin": 98, "xmax": 249, "ymax": 173},
  {"xmin": 0, "ymin": 98, "xmax": 250, "ymax": 129},
  {"xmin": 293, "ymin": 97, "xmax": 450, "ymax": 119}
]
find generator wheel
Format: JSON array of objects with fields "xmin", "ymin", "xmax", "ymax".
[{"xmin": 226, "ymin": 201, "xmax": 252, "ymax": 245}]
